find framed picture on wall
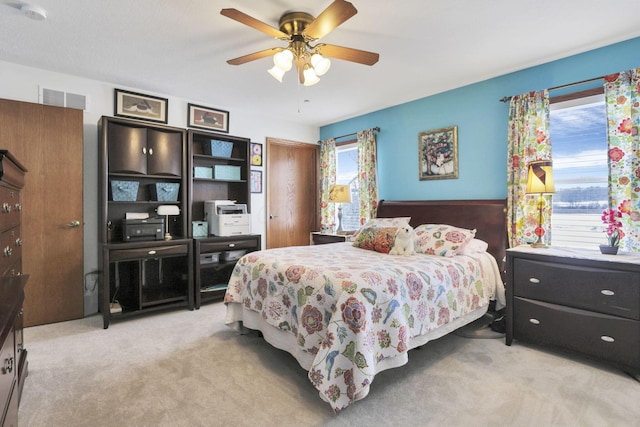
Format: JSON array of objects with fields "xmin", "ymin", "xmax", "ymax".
[
  {"xmin": 418, "ymin": 125, "xmax": 458, "ymax": 180},
  {"xmin": 251, "ymin": 142, "xmax": 263, "ymax": 166},
  {"xmin": 114, "ymin": 89, "xmax": 168, "ymax": 124},
  {"xmin": 187, "ymin": 103, "xmax": 229, "ymax": 133},
  {"xmin": 250, "ymin": 170, "xmax": 262, "ymax": 193}
]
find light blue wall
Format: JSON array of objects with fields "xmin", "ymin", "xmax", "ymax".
[{"xmin": 320, "ymin": 37, "xmax": 640, "ymax": 201}]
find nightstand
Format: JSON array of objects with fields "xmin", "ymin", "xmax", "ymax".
[
  {"xmin": 310, "ymin": 232, "xmax": 350, "ymax": 245},
  {"xmin": 506, "ymin": 246, "xmax": 640, "ymax": 378}
]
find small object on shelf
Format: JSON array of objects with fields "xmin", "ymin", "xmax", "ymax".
[
  {"xmin": 221, "ymin": 249, "xmax": 246, "ymax": 262},
  {"xmin": 200, "ymin": 252, "xmax": 220, "ymax": 264},
  {"xmin": 214, "ymin": 164, "xmax": 241, "ymax": 180},
  {"xmin": 204, "ymin": 140, "xmax": 233, "ymax": 158},
  {"xmin": 599, "ymin": 244, "xmax": 619, "ymax": 255},
  {"xmin": 148, "ymin": 182, "xmax": 180, "ymax": 201},
  {"xmin": 192, "ymin": 221, "xmax": 208, "ymax": 237},
  {"xmin": 111, "ymin": 180, "xmax": 139, "ymax": 201},
  {"xmin": 109, "ymin": 301, "xmax": 122, "ymax": 313}
]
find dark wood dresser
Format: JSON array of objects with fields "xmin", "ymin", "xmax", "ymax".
[
  {"xmin": 0, "ymin": 151, "xmax": 28, "ymax": 427},
  {"xmin": 506, "ymin": 246, "xmax": 640, "ymax": 379}
]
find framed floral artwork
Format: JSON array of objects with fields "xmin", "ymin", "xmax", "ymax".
[{"xmin": 418, "ymin": 125, "xmax": 458, "ymax": 180}]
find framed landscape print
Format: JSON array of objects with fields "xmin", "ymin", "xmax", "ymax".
[
  {"xmin": 418, "ymin": 125, "xmax": 458, "ymax": 180},
  {"xmin": 114, "ymin": 89, "xmax": 168, "ymax": 124},
  {"xmin": 251, "ymin": 170, "xmax": 262, "ymax": 193},
  {"xmin": 187, "ymin": 103, "xmax": 229, "ymax": 133}
]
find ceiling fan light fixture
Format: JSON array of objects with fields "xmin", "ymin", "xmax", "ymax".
[
  {"xmin": 303, "ymin": 66, "xmax": 320, "ymax": 86},
  {"xmin": 267, "ymin": 66, "xmax": 286, "ymax": 82},
  {"xmin": 273, "ymin": 49, "xmax": 293, "ymax": 71},
  {"xmin": 311, "ymin": 53, "xmax": 331, "ymax": 76}
]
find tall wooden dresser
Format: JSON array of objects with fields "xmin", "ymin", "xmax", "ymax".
[{"xmin": 0, "ymin": 151, "xmax": 28, "ymax": 427}]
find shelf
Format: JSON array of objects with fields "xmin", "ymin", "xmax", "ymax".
[
  {"xmin": 193, "ymin": 153, "xmax": 245, "ymax": 162},
  {"xmin": 201, "ymin": 284, "xmax": 227, "ymax": 293},
  {"xmin": 193, "ymin": 178, "xmax": 246, "ymax": 183}
]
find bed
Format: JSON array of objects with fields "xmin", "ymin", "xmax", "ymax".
[{"xmin": 224, "ymin": 199, "xmax": 507, "ymax": 412}]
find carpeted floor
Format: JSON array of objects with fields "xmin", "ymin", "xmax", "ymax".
[{"xmin": 18, "ymin": 303, "xmax": 640, "ymax": 427}]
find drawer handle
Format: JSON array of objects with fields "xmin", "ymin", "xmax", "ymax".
[
  {"xmin": 529, "ymin": 318, "xmax": 540, "ymax": 325},
  {"xmin": 600, "ymin": 336, "xmax": 615, "ymax": 343},
  {"xmin": 528, "ymin": 277, "xmax": 540, "ymax": 284},
  {"xmin": 600, "ymin": 290, "xmax": 615, "ymax": 296},
  {"xmin": 148, "ymin": 250, "xmax": 157, "ymax": 255},
  {"xmin": 228, "ymin": 243, "xmax": 236, "ymax": 248}
]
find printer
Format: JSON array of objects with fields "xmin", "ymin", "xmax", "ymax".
[
  {"xmin": 204, "ymin": 200, "xmax": 251, "ymax": 236},
  {"xmin": 123, "ymin": 217, "xmax": 164, "ymax": 241}
]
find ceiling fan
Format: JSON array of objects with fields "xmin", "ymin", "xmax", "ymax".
[{"xmin": 220, "ymin": 0, "xmax": 379, "ymax": 86}]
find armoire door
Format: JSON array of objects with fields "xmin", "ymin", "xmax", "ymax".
[
  {"xmin": 0, "ymin": 98, "xmax": 84, "ymax": 326},
  {"xmin": 266, "ymin": 138, "xmax": 319, "ymax": 249}
]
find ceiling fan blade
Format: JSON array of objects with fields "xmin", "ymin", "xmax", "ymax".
[
  {"xmin": 318, "ymin": 44, "xmax": 379, "ymax": 66},
  {"xmin": 303, "ymin": 0, "xmax": 357, "ymax": 40},
  {"xmin": 221, "ymin": 8, "xmax": 290, "ymax": 39},
  {"xmin": 227, "ymin": 48, "xmax": 282, "ymax": 65}
]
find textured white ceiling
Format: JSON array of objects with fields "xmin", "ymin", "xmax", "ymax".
[{"xmin": 2, "ymin": 0, "xmax": 640, "ymax": 127}]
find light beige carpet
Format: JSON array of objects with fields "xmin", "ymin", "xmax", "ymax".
[{"xmin": 19, "ymin": 303, "xmax": 640, "ymax": 427}]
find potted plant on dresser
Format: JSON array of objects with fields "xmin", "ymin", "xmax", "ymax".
[{"xmin": 600, "ymin": 201, "xmax": 629, "ymax": 255}]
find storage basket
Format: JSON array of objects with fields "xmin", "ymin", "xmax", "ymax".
[
  {"xmin": 192, "ymin": 221, "xmax": 208, "ymax": 238},
  {"xmin": 204, "ymin": 140, "xmax": 233, "ymax": 158},
  {"xmin": 149, "ymin": 183, "xmax": 180, "ymax": 201},
  {"xmin": 194, "ymin": 166, "xmax": 213, "ymax": 179},
  {"xmin": 214, "ymin": 165, "xmax": 241, "ymax": 180},
  {"xmin": 111, "ymin": 180, "xmax": 139, "ymax": 201}
]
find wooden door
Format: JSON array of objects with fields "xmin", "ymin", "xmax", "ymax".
[
  {"xmin": 266, "ymin": 138, "xmax": 319, "ymax": 248},
  {"xmin": 0, "ymin": 98, "xmax": 84, "ymax": 326}
]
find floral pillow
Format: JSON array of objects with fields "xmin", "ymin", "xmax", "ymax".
[
  {"xmin": 352, "ymin": 217, "xmax": 411, "ymax": 240},
  {"xmin": 352, "ymin": 227, "xmax": 397, "ymax": 254},
  {"xmin": 414, "ymin": 224, "xmax": 476, "ymax": 257}
]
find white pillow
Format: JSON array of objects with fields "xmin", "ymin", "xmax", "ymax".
[{"xmin": 459, "ymin": 238, "xmax": 489, "ymax": 255}]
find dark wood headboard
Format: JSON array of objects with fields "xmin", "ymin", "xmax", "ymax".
[{"xmin": 377, "ymin": 199, "xmax": 508, "ymax": 274}]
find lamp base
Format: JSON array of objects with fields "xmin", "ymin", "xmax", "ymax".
[
  {"xmin": 530, "ymin": 242, "xmax": 548, "ymax": 249},
  {"xmin": 164, "ymin": 233, "xmax": 173, "ymax": 241}
]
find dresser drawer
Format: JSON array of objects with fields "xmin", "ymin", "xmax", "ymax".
[
  {"xmin": 513, "ymin": 258, "xmax": 640, "ymax": 320},
  {"xmin": 0, "ymin": 226, "xmax": 21, "ymax": 278},
  {"xmin": 199, "ymin": 237, "xmax": 260, "ymax": 253},
  {"xmin": 514, "ymin": 297, "xmax": 640, "ymax": 371},
  {"xmin": 0, "ymin": 325, "xmax": 15, "ymax": 412}
]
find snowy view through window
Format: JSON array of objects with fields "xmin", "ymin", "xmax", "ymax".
[{"xmin": 550, "ymin": 94, "xmax": 608, "ymax": 247}]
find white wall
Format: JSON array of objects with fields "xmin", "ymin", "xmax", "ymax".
[{"xmin": 0, "ymin": 60, "xmax": 318, "ymax": 315}]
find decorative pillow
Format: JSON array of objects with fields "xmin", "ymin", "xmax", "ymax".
[
  {"xmin": 352, "ymin": 217, "xmax": 411, "ymax": 240},
  {"xmin": 414, "ymin": 224, "xmax": 476, "ymax": 257},
  {"xmin": 352, "ymin": 227, "xmax": 397, "ymax": 254},
  {"xmin": 459, "ymin": 238, "xmax": 489, "ymax": 255}
]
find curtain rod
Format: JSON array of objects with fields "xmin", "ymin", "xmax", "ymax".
[
  {"xmin": 499, "ymin": 75, "xmax": 605, "ymax": 103},
  {"xmin": 319, "ymin": 126, "xmax": 380, "ymax": 143}
]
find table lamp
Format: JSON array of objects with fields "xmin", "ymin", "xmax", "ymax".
[
  {"xmin": 526, "ymin": 160, "xmax": 555, "ymax": 248},
  {"xmin": 157, "ymin": 205, "xmax": 180, "ymax": 240},
  {"xmin": 328, "ymin": 184, "xmax": 352, "ymax": 234}
]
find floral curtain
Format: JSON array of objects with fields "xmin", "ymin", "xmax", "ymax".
[
  {"xmin": 603, "ymin": 68, "xmax": 640, "ymax": 252},
  {"xmin": 506, "ymin": 90, "xmax": 552, "ymax": 247},
  {"xmin": 319, "ymin": 138, "xmax": 337, "ymax": 231},
  {"xmin": 356, "ymin": 129, "xmax": 378, "ymax": 225}
]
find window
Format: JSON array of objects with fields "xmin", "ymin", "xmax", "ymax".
[
  {"xmin": 336, "ymin": 143, "xmax": 359, "ymax": 231},
  {"xmin": 550, "ymin": 90, "xmax": 607, "ymax": 247}
]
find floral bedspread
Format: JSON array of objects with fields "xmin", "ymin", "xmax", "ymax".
[{"xmin": 224, "ymin": 242, "xmax": 496, "ymax": 412}]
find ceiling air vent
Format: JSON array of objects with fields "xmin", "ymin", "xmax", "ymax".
[{"xmin": 40, "ymin": 87, "xmax": 88, "ymax": 111}]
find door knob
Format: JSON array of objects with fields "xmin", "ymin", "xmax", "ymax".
[
  {"xmin": 68, "ymin": 220, "xmax": 81, "ymax": 228},
  {"xmin": 269, "ymin": 215, "xmax": 278, "ymax": 219}
]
